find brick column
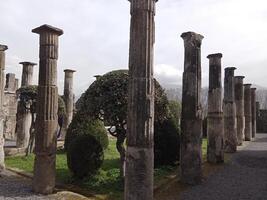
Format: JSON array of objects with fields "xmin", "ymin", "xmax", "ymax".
[
  {"xmin": 224, "ymin": 67, "xmax": 237, "ymax": 153},
  {"xmin": 234, "ymin": 76, "xmax": 245, "ymax": 145},
  {"xmin": 16, "ymin": 62, "xmax": 36, "ymax": 148},
  {"xmin": 244, "ymin": 84, "xmax": 252, "ymax": 141},
  {"xmin": 180, "ymin": 32, "xmax": 204, "ymax": 185},
  {"xmin": 62, "ymin": 69, "xmax": 75, "ymax": 139},
  {"xmin": 32, "ymin": 24, "xmax": 63, "ymax": 194},
  {"xmin": 251, "ymin": 88, "xmax": 257, "ymax": 138},
  {"xmin": 207, "ymin": 53, "xmax": 224, "ymax": 163}
]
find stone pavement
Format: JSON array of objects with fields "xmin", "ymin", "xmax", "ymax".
[{"xmin": 155, "ymin": 133, "xmax": 267, "ymax": 200}]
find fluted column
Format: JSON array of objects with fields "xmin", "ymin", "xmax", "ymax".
[
  {"xmin": 32, "ymin": 24, "xmax": 63, "ymax": 194},
  {"xmin": 0, "ymin": 44, "xmax": 8, "ymax": 171},
  {"xmin": 224, "ymin": 67, "xmax": 237, "ymax": 153},
  {"xmin": 62, "ymin": 69, "xmax": 75, "ymax": 139},
  {"xmin": 125, "ymin": 1, "xmax": 157, "ymax": 199},
  {"xmin": 244, "ymin": 84, "xmax": 252, "ymax": 141},
  {"xmin": 16, "ymin": 62, "xmax": 36, "ymax": 148},
  {"xmin": 207, "ymin": 53, "xmax": 224, "ymax": 163},
  {"xmin": 180, "ymin": 32, "xmax": 204, "ymax": 185},
  {"xmin": 234, "ymin": 76, "xmax": 245, "ymax": 145},
  {"xmin": 251, "ymin": 88, "xmax": 257, "ymax": 138}
]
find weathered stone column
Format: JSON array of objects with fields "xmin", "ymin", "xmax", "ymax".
[
  {"xmin": 256, "ymin": 101, "xmax": 260, "ymax": 132},
  {"xmin": 251, "ymin": 88, "xmax": 257, "ymax": 138},
  {"xmin": 32, "ymin": 24, "xmax": 63, "ymax": 194},
  {"xmin": 0, "ymin": 45, "xmax": 8, "ymax": 171},
  {"xmin": 234, "ymin": 76, "xmax": 245, "ymax": 145},
  {"xmin": 61, "ymin": 69, "xmax": 75, "ymax": 139},
  {"xmin": 15, "ymin": 78, "xmax": 19, "ymax": 90},
  {"xmin": 125, "ymin": 1, "xmax": 157, "ymax": 199},
  {"xmin": 244, "ymin": 84, "xmax": 252, "ymax": 141},
  {"xmin": 20, "ymin": 62, "xmax": 36, "ymax": 87},
  {"xmin": 207, "ymin": 53, "xmax": 224, "ymax": 163},
  {"xmin": 223, "ymin": 67, "xmax": 237, "ymax": 153},
  {"xmin": 180, "ymin": 32, "xmax": 203, "ymax": 185},
  {"xmin": 16, "ymin": 62, "xmax": 36, "ymax": 148}
]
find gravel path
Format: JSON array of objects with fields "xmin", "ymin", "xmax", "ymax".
[
  {"xmin": 180, "ymin": 133, "xmax": 267, "ymax": 200},
  {"xmin": 0, "ymin": 170, "xmax": 53, "ymax": 200}
]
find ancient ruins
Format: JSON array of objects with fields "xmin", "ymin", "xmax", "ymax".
[
  {"xmin": 124, "ymin": 0, "xmax": 156, "ymax": 199},
  {"xmin": 0, "ymin": 3, "xmax": 265, "ymax": 199},
  {"xmin": 224, "ymin": 67, "xmax": 237, "ymax": 153},
  {"xmin": 0, "ymin": 44, "xmax": 7, "ymax": 170},
  {"xmin": 244, "ymin": 84, "xmax": 252, "ymax": 141},
  {"xmin": 207, "ymin": 53, "xmax": 224, "ymax": 163},
  {"xmin": 61, "ymin": 69, "xmax": 75, "ymax": 139},
  {"xmin": 235, "ymin": 76, "xmax": 245, "ymax": 145},
  {"xmin": 16, "ymin": 62, "xmax": 36, "ymax": 148},
  {"xmin": 180, "ymin": 31, "xmax": 203, "ymax": 184},
  {"xmin": 32, "ymin": 24, "xmax": 63, "ymax": 194}
]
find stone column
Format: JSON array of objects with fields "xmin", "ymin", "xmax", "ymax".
[
  {"xmin": 16, "ymin": 62, "xmax": 36, "ymax": 148},
  {"xmin": 15, "ymin": 78, "xmax": 19, "ymax": 90},
  {"xmin": 5, "ymin": 73, "xmax": 16, "ymax": 92},
  {"xmin": 256, "ymin": 101, "xmax": 260, "ymax": 133},
  {"xmin": 180, "ymin": 32, "xmax": 203, "ymax": 185},
  {"xmin": 125, "ymin": 1, "xmax": 157, "ymax": 199},
  {"xmin": 0, "ymin": 45, "xmax": 8, "ymax": 171},
  {"xmin": 61, "ymin": 69, "xmax": 75, "ymax": 139},
  {"xmin": 251, "ymin": 88, "xmax": 257, "ymax": 138},
  {"xmin": 234, "ymin": 76, "xmax": 245, "ymax": 145},
  {"xmin": 207, "ymin": 53, "xmax": 224, "ymax": 163},
  {"xmin": 223, "ymin": 67, "xmax": 237, "ymax": 153},
  {"xmin": 244, "ymin": 84, "xmax": 252, "ymax": 141},
  {"xmin": 32, "ymin": 24, "xmax": 63, "ymax": 194},
  {"xmin": 20, "ymin": 62, "xmax": 36, "ymax": 87}
]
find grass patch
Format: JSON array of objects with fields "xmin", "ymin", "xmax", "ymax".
[{"xmin": 5, "ymin": 138, "xmax": 208, "ymax": 200}]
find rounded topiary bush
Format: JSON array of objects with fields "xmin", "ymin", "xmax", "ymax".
[
  {"xmin": 154, "ymin": 118, "xmax": 180, "ymax": 167},
  {"xmin": 67, "ymin": 134, "xmax": 104, "ymax": 179},
  {"xmin": 65, "ymin": 112, "xmax": 109, "ymax": 151}
]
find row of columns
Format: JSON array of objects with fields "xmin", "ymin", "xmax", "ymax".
[{"xmin": 180, "ymin": 32, "xmax": 258, "ymax": 185}]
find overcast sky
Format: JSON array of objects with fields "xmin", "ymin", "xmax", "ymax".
[{"xmin": 1, "ymin": 0, "xmax": 267, "ymax": 95}]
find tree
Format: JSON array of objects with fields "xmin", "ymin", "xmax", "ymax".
[
  {"xmin": 168, "ymin": 100, "xmax": 181, "ymax": 129},
  {"xmin": 77, "ymin": 70, "xmax": 169, "ymax": 176},
  {"xmin": 17, "ymin": 85, "xmax": 66, "ymax": 155}
]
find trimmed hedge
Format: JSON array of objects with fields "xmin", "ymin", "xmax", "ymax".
[
  {"xmin": 65, "ymin": 112, "xmax": 109, "ymax": 151},
  {"xmin": 154, "ymin": 118, "xmax": 180, "ymax": 167},
  {"xmin": 67, "ymin": 134, "xmax": 104, "ymax": 179}
]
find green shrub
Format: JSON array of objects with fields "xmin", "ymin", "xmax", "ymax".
[
  {"xmin": 154, "ymin": 118, "xmax": 180, "ymax": 167},
  {"xmin": 65, "ymin": 112, "xmax": 109, "ymax": 151},
  {"xmin": 67, "ymin": 134, "xmax": 104, "ymax": 179}
]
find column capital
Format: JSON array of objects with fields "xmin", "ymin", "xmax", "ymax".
[
  {"xmin": 19, "ymin": 62, "xmax": 37, "ymax": 66},
  {"xmin": 32, "ymin": 24, "xmax": 63, "ymax": 36},
  {"xmin": 244, "ymin": 83, "xmax": 252, "ymax": 87},
  {"xmin": 181, "ymin": 31, "xmax": 204, "ymax": 43},
  {"xmin": 64, "ymin": 69, "xmax": 76, "ymax": 73},
  {"xmin": 207, "ymin": 53, "xmax": 222, "ymax": 59},
  {"xmin": 0, "ymin": 45, "xmax": 8, "ymax": 51},
  {"xmin": 251, "ymin": 87, "xmax": 257, "ymax": 91},
  {"xmin": 235, "ymin": 76, "xmax": 245, "ymax": 79},
  {"xmin": 225, "ymin": 67, "xmax": 236, "ymax": 71}
]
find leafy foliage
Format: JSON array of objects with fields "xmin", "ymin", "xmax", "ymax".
[
  {"xmin": 65, "ymin": 112, "xmax": 109, "ymax": 151},
  {"xmin": 168, "ymin": 100, "xmax": 181, "ymax": 129},
  {"xmin": 154, "ymin": 118, "xmax": 180, "ymax": 167},
  {"xmin": 67, "ymin": 134, "xmax": 104, "ymax": 179}
]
